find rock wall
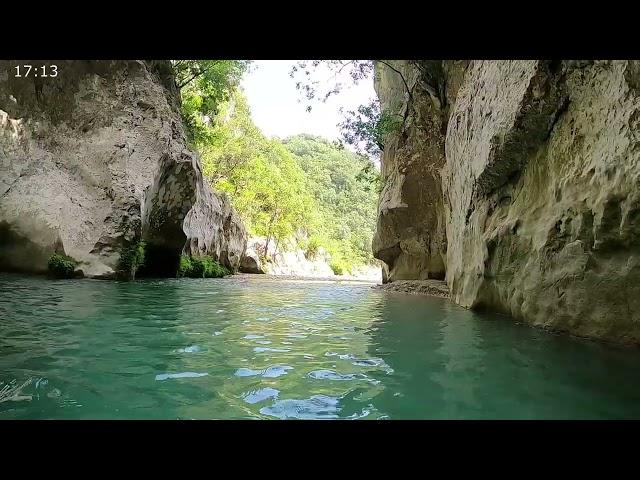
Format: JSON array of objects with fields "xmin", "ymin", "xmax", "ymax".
[
  {"xmin": 0, "ymin": 60, "xmax": 246, "ymax": 278},
  {"xmin": 372, "ymin": 61, "xmax": 448, "ymax": 282},
  {"xmin": 183, "ymin": 186, "xmax": 247, "ymax": 272},
  {"xmin": 374, "ymin": 60, "xmax": 640, "ymax": 344}
]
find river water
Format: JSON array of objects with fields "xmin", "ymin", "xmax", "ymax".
[{"xmin": 1, "ymin": 273, "xmax": 640, "ymax": 419}]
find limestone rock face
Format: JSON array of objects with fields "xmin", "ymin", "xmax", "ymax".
[
  {"xmin": 268, "ymin": 245, "xmax": 335, "ymax": 277},
  {"xmin": 375, "ymin": 60, "xmax": 640, "ymax": 344},
  {"xmin": 372, "ymin": 61, "xmax": 448, "ymax": 282},
  {"xmin": 239, "ymin": 238, "xmax": 265, "ymax": 274},
  {"xmin": 181, "ymin": 167, "xmax": 247, "ymax": 272},
  {"xmin": 242, "ymin": 236, "xmax": 335, "ymax": 277},
  {"xmin": 0, "ymin": 60, "xmax": 247, "ymax": 278},
  {"xmin": 239, "ymin": 248, "xmax": 263, "ymax": 274}
]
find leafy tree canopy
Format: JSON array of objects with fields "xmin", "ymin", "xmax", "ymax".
[
  {"xmin": 193, "ymin": 89, "xmax": 379, "ymax": 272},
  {"xmin": 171, "ymin": 60, "xmax": 251, "ymax": 143},
  {"xmin": 289, "ymin": 60, "xmax": 404, "ymax": 174},
  {"xmin": 199, "ymin": 90, "xmax": 317, "ymax": 256},
  {"xmin": 282, "ymin": 134, "xmax": 379, "ymax": 269},
  {"xmin": 172, "ymin": 61, "xmax": 382, "ymax": 273}
]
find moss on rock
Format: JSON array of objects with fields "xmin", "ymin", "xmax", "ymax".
[
  {"xmin": 177, "ymin": 255, "xmax": 230, "ymax": 278},
  {"xmin": 117, "ymin": 240, "xmax": 146, "ymax": 280},
  {"xmin": 47, "ymin": 253, "xmax": 78, "ymax": 278}
]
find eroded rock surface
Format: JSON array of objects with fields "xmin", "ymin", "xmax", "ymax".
[
  {"xmin": 241, "ymin": 236, "xmax": 334, "ymax": 277},
  {"xmin": 240, "ymin": 249, "xmax": 263, "ymax": 274},
  {"xmin": 374, "ymin": 60, "xmax": 640, "ymax": 344},
  {"xmin": 239, "ymin": 238, "xmax": 265, "ymax": 274},
  {"xmin": 0, "ymin": 60, "xmax": 246, "ymax": 278},
  {"xmin": 372, "ymin": 61, "xmax": 448, "ymax": 282},
  {"xmin": 373, "ymin": 279, "xmax": 449, "ymax": 298}
]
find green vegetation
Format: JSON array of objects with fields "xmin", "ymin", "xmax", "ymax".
[
  {"xmin": 282, "ymin": 134, "xmax": 379, "ymax": 270},
  {"xmin": 193, "ymin": 90, "xmax": 378, "ymax": 273},
  {"xmin": 290, "ymin": 60, "xmax": 405, "ymax": 159},
  {"xmin": 199, "ymin": 91, "xmax": 316, "ymax": 256},
  {"xmin": 339, "ymin": 100, "xmax": 403, "ymax": 160},
  {"xmin": 329, "ymin": 260, "xmax": 348, "ymax": 276},
  {"xmin": 171, "ymin": 61, "xmax": 380, "ymax": 275},
  {"xmin": 47, "ymin": 253, "xmax": 78, "ymax": 279},
  {"xmin": 178, "ymin": 255, "xmax": 230, "ymax": 278},
  {"xmin": 118, "ymin": 241, "xmax": 146, "ymax": 279},
  {"xmin": 172, "ymin": 60, "xmax": 251, "ymax": 143}
]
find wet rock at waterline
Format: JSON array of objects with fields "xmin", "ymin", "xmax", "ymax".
[
  {"xmin": 181, "ymin": 160, "xmax": 247, "ymax": 273},
  {"xmin": 239, "ymin": 242, "xmax": 265, "ymax": 274},
  {"xmin": 373, "ymin": 279, "xmax": 449, "ymax": 299},
  {"xmin": 374, "ymin": 60, "xmax": 640, "ymax": 344},
  {"xmin": 372, "ymin": 60, "xmax": 450, "ymax": 283},
  {"xmin": 0, "ymin": 60, "xmax": 247, "ymax": 278}
]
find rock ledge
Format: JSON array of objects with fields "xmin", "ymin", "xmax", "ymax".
[{"xmin": 373, "ymin": 279, "xmax": 450, "ymax": 298}]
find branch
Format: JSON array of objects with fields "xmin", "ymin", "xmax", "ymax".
[
  {"xmin": 335, "ymin": 60, "xmax": 357, "ymax": 76},
  {"xmin": 178, "ymin": 64, "xmax": 214, "ymax": 89},
  {"xmin": 376, "ymin": 60, "xmax": 413, "ymax": 100}
]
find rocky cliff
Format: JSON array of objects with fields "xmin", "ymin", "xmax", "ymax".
[
  {"xmin": 372, "ymin": 62, "xmax": 448, "ymax": 283},
  {"xmin": 374, "ymin": 60, "xmax": 640, "ymax": 344},
  {"xmin": 0, "ymin": 60, "xmax": 247, "ymax": 278}
]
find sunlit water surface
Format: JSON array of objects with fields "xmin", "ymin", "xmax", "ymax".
[{"xmin": 1, "ymin": 273, "xmax": 640, "ymax": 419}]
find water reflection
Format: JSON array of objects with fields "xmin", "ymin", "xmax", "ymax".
[
  {"xmin": 433, "ymin": 301, "xmax": 485, "ymax": 418},
  {"xmin": 2, "ymin": 273, "xmax": 640, "ymax": 419},
  {"xmin": 369, "ymin": 291, "xmax": 640, "ymax": 419}
]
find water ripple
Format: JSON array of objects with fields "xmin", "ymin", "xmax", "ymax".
[
  {"xmin": 4, "ymin": 273, "xmax": 640, "ymax": 419},
  {"xmin": 234, "ymin": 365, "xmax": 293, "ymax": 378},
  {"xmin": 259, "ymin": 395, "xmax": 340, "ymax": 419},
  {"xmin": 155, "ymin": 372, "xmax": 208, "ymax": 381},
  {"xmin": 176, "ymin": 345, "xmax": 201, "ymax": 353},
  {"xmin": 308, "ymin": 370, "xmax": 360, "ymax": 381},
  {"xmin": 242, "ymin": 387, "xmax": 279, "ymax": 404},
  {"xmin": 253, "ymin": 347, "xmax": 290, "ymax": 353}
]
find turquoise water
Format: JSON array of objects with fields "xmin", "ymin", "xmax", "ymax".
[{"xmin": 1, "ymin": 273, "xmax": 640, "ymax": 419}]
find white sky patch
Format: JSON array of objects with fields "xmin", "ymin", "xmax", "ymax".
[{"xmin": 240, "ymin": 60, "xmax": 376, "ymax": 142}]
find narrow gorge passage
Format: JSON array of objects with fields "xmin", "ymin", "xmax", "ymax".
[{"xmin": 1, "ymin": 60, "xmax": 640, "ymax": 420}]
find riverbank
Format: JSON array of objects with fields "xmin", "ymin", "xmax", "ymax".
[
  {"xmin": 232, "ymin": 273, "xmax": 379, "ymax": 285},
  {"xmin": 372, "ymin": 280, "xmax": 450, "ymax": 299}
]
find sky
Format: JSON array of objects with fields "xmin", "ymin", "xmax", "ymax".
[{"xmin": 240, "ymin": 60, "xmax": 376, "ymax": 142}]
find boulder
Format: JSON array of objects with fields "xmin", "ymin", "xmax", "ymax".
[{"xmin": 239, "ymin": 244, "xmax": 264, "ymax": 274}]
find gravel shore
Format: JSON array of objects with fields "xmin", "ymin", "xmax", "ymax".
[{"xmin": 372, "ymin": 280, "xmax": 450, "ymax": 298}]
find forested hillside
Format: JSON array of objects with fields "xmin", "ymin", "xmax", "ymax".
[
  {"xmin": 175, "ymin": 62, "xmax": 379, "ymax": 274},
  {"xmin": 282, "ymin": 134, "xmax": 378, "ymax": 273}
]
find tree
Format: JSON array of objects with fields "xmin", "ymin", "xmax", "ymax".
[
  {"xmin": 289, "ymin": 60, "xmax": 413, "ymax": 110},
  {"xmin": 289, "ymin": 60, "xmax": 375, "ymax": 108},
  {"xmin": 199, "ymin": 91, "xmax": 264, "ymax": 183},
  {"xmin": 289, "ymin": 60, "xmax": 404, "ymax": 190},
  {"xmin": 171, "ymin": 60, "xmax": 251, "ymax": 143},
  {"xmin": 199, "ymin": 90, "xmax": 317, "ymax": 256},
  {"xmin": 282, "ymin": 134, "xmax": 379, "ymax": 269},
  {"xmin": 338, "ymin": 100, "xmax": 402, "ymax": 159},
  {"xmin": 174, "ymin": 64, "xmax": 382, "ymax": 273}
]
